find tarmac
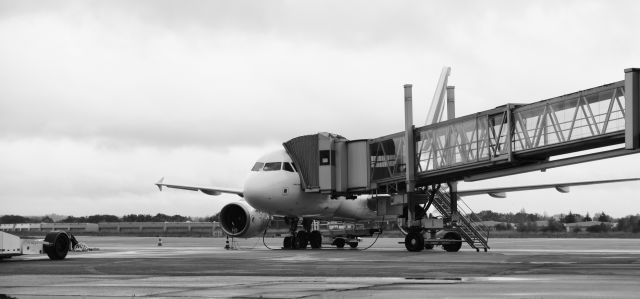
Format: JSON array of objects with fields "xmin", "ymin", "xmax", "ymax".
[{"xmin": 1, "ymin": 236, "xmax": 640, "ymax": 298}]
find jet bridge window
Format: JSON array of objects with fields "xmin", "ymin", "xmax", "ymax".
[
  {"xmin": 283, "ymin": 162, "xmax": 295, "ymax": 172},
  {"xmin": 319, "ymin": 150, "xmax": 334, "ymax": 166},
  {"xmin": 263, "ymin": 162, "xmax": 282, "ymax": 171}
]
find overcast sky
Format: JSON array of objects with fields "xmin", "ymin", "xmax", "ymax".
[{"xmin": 1, "ymin": 0, "xmax": 640, "ymax": 218}]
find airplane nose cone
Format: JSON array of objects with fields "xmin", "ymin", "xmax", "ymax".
[{"xmin": 243, "ymin": 172, "xmax": 280, "ymax": 209}]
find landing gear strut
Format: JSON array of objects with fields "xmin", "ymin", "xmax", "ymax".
[{"xmin": 282, "ymin": 217, "xmax": 299, "ymax": 249}]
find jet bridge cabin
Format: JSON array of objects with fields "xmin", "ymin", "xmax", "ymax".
[
  {"xmin": 283, "ymin": 132, "xmax": 371, "ymax": 196},
  {"xmin": 283, "ymin": 132, "xmax": 414, "ymax": 196}
]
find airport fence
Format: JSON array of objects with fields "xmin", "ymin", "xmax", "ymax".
[{"xmin": 0, "ymin": 222, "xmax": 226, "ymax": 237}]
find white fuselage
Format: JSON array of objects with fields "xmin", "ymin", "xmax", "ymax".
[{"xmin": 242, "ymin": 150, "xmax": 376, "ymax": 220}]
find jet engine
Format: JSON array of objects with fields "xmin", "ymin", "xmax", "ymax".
[{"xmin": 219, "ymin": 202, "xmax": 271, "ymax": 238}]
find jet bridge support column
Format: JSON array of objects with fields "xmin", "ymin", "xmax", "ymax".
[
  {"xmin": 404, "ymin": 84, "xmax": 417, "ymax": 226},
  {"xmin": 448, "ymin": 181, "xmax": 458, "ymax": 224},
  {"xmin": 446, "ymin": 86, "xmax": 455, "ymax": 120},
  {"xmin": 446, "ymin": 86, "xmax": 458, "ymax": 224},
  {"xmin": 625, "ymin": 68, "xmax": 640, "ymax": 149}
]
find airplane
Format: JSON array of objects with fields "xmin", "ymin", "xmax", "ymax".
[
  {"xmin": 156, "ymin": 67, "xmax": 640, "ymax": 251},
  {"xmin": 156, "ymin": 150, "xmax": 640, "ymax": 250}
]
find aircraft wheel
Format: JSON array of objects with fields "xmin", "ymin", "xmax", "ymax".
[
  {"xmin": 334, "ymin": 238, "xmax": 346, "ymax": 248},
  {"xmin": 404, "ymin": 232, "xmax": 424, "ymax": 252},
  {"xmin": 283, "ymin": 236, "xmax": 293, "ymax": 249},
  {"xmin": 442, "ymin": 232, "xmax": 462, "ymax": 252},
  {"xmin": 309, "ymin": 230, "xmax": 322, "ymax": 249},
  {"xmin": 349, "ymin": 242, "xmax": 358, "ymax": 248},
  {"xmin": 43, "ymin": 231, "xmax": 70, "ymax": 260},
  {"xmin": 296, "ymin": 231, "xmax": 308, "ymax": 249}
]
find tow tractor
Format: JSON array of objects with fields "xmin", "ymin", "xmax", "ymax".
[{"xmin": 0, "ymin": 230, "xmax": 77, "ymax": 260}]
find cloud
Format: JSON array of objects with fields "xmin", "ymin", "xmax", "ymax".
[
  {"xmin": 1, "ymin": 1, "xmax": 640, "ymax": 216},
  {"xmin": 0, "ymin": 137, "xmax": 279, "ymax": 215}
]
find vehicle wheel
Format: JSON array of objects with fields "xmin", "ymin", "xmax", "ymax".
[
  {"xmin": 404, "ymin": 232, "xmax": 424, "ymax": 252},
  {"xmin": 349, "ymin": 242, "xmax": 358, "ymax": 248},
  {"xmin": 296, "ymin": 231, "xmax": 308, "ymax": 249},
  {"xmin": 442, "ymin": 232, "xmax": 462, "ymax": 252},
  {"xmin": 43, "ymin": 231, "xmax": 70, "ymax": 260},
  {"xmin": 283, "ymin": 236, "xmax": 292, "ymax": 249},
  {"xmin": 424, "ymin": 243, "xmax": 434, "ymax": 250},
  {"xmin": 309, "ymin": 230, "xmax": 322, "ymax": 249},
  {"xmin": 334, "ymin": 238, "xmax": 346, "ymax": 248}
]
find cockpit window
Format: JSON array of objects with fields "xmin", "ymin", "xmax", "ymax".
[
  {"xmin": 251, "ymin": 162, "xmax": 264, "ymax": 171},
  {"xmin": 291, "ymin": 162, "xmax": 297, "ymax": 172},
  {"xmin": 263, "ymin": 162, "xmax": 282, "ymax": 171},
  {"xmin": 283, "ymin": 162, "xmax": 295, "ymax": 172}
]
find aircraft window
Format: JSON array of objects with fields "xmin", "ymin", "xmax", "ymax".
[
  {"xmin": 283, "ymin": 162, "xmax": 294, "ymax": 172},
  {"xmin": 291, "ymin": 162, "xmax": 297, "ymax": 172},
  {"xmin": 251, "ymin": 162, "xmax": 264, "ymax": 171},
  {"xmin": 263, "ymin": 162, "xmax": 282, "ymax": 171}
]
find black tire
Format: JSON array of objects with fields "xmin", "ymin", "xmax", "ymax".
[
  {"xmin": 283, "ymin": 236, "xmax": 292, "ymax": 249},
  {"xmin": 349, "ymin": 242, "xmax": 358, "ymax": 248},
  {"xmin": 404, "ymin": 232, "xmax": 424, "ymax": 252},
  {"xmin": 296, "ymin": 231, "xmax": 308, "ymax": 249},
  {"xmin": 424, "ymin": 243, "xmax": 434, "ymax": 250},
  {"xmin": 43, "ymin": 231, "xmax": 70, "ymax": 260},
  {"xmin": 310, "ymin": 231, "xmax": 322, "ymax": 249},
  {"xmin": 334, "ymin": 238, "xmax": 346, "ymax": 248},
  {"xmin": 442, "ymin": 232, "xmax": 462, "ymax": 252}
]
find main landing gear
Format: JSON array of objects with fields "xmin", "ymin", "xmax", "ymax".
[{"xmin": 282, "ymin": 217, "xmax": 322, "ymax": 250}]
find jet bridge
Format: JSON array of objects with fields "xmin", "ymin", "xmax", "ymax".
[
  {"xmin": 285, "ymin": 68, "xmax": 640, "ymax": 195},
  {"xmin": 283, "ymin": 68, "xmax": 640, "ymax": 252}
]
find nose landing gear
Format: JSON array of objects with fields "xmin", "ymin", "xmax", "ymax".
[{"xmin": 282, "ymin": 217, "xmax": 322, "ymax": 250}]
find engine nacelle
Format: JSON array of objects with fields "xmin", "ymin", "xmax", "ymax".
[{"xmin": 219, "ymin": 202, "xmax": 271, "ymax": 238}]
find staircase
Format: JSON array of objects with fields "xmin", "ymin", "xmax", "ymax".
[{"xmin": 431, "ymin": 188, "xmax": 490, "ymax": 251}]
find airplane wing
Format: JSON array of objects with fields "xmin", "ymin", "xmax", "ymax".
[
  {"xmin": 457, "ymin": 178, "xmax": 640, "ymax": 198},
  {"xmin": 155, "ymin": 177, "xmax": 244, "ymax": 197}
]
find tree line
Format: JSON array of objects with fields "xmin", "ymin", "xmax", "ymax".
[
  {"xmin": 470, "ymin": 209, "xmax": 640, "ymax": 233},
  {"xmin": 470, "ymin": 209, "xmax": 612, "ymax": 224},
  {"xmin": 2, "ymin": 211, "xmax": 639, "ymax": 233},
  {"xmin": 0, "ymin": 213, "xmax": 213, "ymax": 224}
]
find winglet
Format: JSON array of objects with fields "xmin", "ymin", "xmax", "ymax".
[{"xmin": 156, "ymin": 177, "xmax": 165, "ymax": 191}]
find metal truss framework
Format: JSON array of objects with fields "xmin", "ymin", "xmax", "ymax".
[{"xmin": 369, "ymin": 80, "xmax": 629, "ymax": 189}]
